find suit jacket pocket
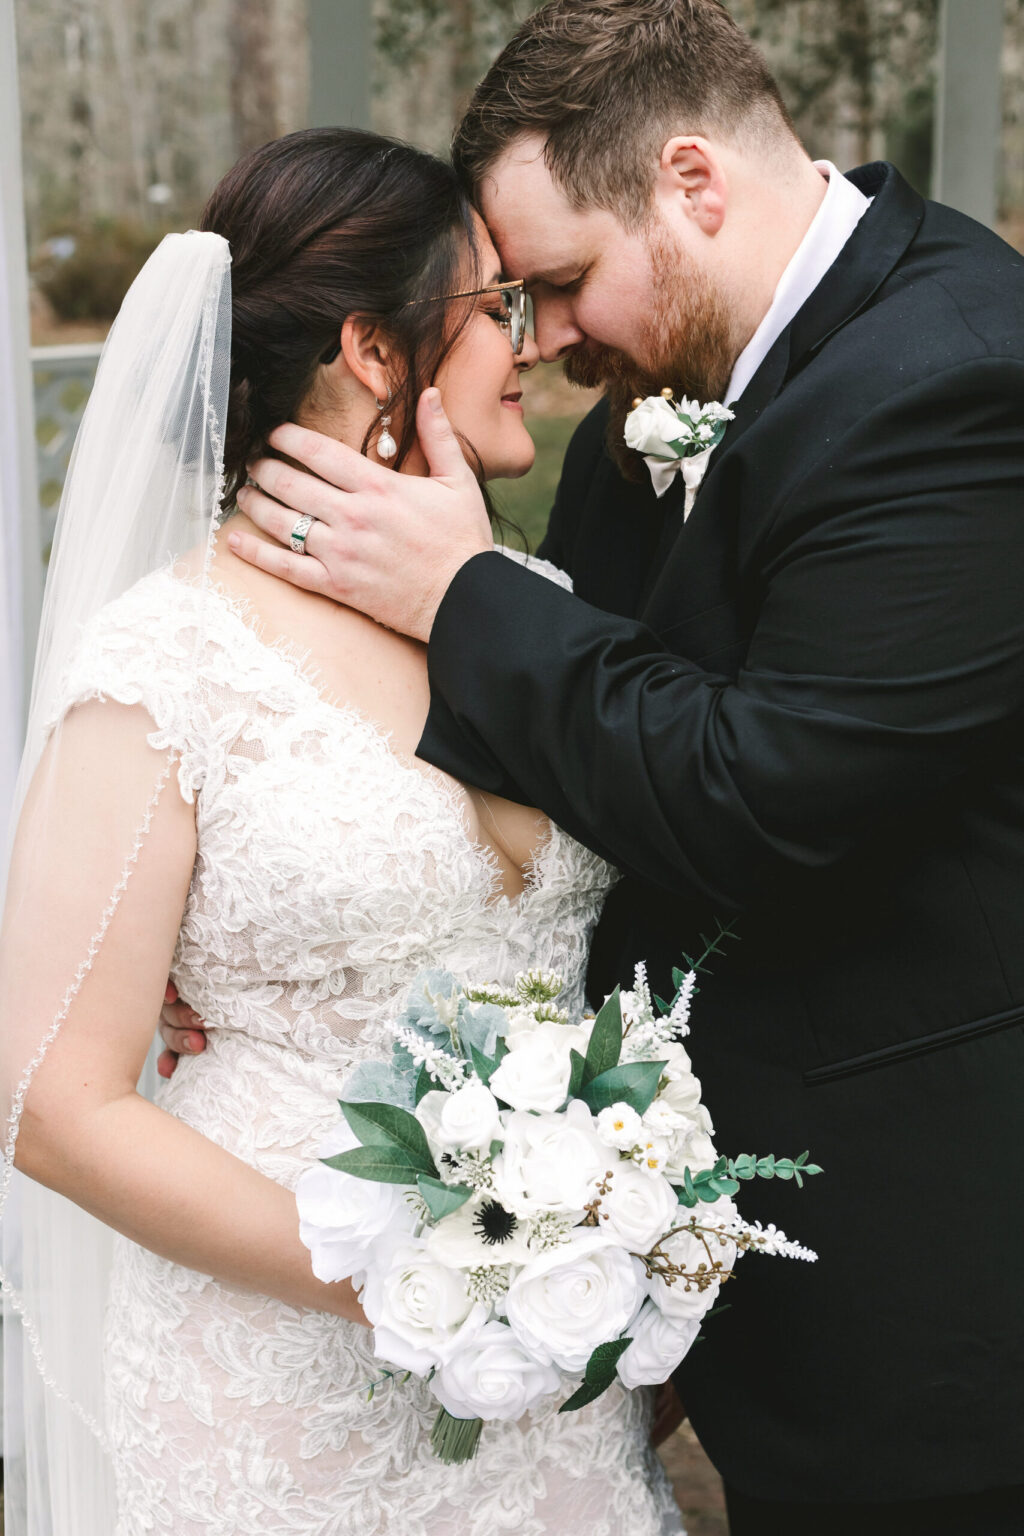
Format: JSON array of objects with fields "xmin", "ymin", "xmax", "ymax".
[{"xmin": 803, "ymin": 1001, "xmax": 1024, "ymax": 1085}]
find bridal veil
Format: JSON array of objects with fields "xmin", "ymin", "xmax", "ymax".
[{"xmin": 0, "ymin": 231, "xmax": 231, "ymax": 1534}]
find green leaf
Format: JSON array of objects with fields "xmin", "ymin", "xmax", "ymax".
[
  {"xmin": 567, "ymin": 1048, "xmax": 586, "ymax": 1100},
  {"xmin": 470, "ymin": 1037, "xmax": 509, "ymax": 1088},
  {"xmin": 559, "ymin": 1379, "xmax": 617, "ymax": 1413},
  {"xmin": 489, "ymin": 1139, "xmax": 503, "ymax": 1160},
  {"xmin": 582, "ymin": 987, "xmax": 623, "ymax": 1084},
  {"xmin": 414, "ymin": 1064, "xmax": 438, "ymax": 1105},
  {"xmin": 675, "ymin": 1181, "xmax": 698, "ymax": 1208},
  {"xmin": 558, "ymin": 1336, "xmax": 634, "ymax": 1414},
  {"xmin": 671, "ymin": 966, "xmax": 688, "ymax": 991},
  {"xmin": 340, "ymin": 1101, "xmax": 437, "ymax": 1176},
  {"xmin": 416, "ymin": 1175, "xmax": 473, "ymax": 1220},
  {"xmin": 583, "ymin": 1337, "xmax": 634, "ymax": 1383},
  {"xmin": 324, "ymin": 1144, "xmax": 430, "ymax": 1185},
  {"xmin": 653, "ymin": 994, "xmax": 670, "ymax": 1016},
  {"xmin": 579, "ymin": 1059, "xmax": 667, "ymax": 1117},
  {"xmin": 469, "ymin": 1044, "xmax": 497, "ymax": 1085}
]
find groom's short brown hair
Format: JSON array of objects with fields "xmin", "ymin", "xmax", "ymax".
[{"xmin": 452, "ymin": 0, "xmax": 797, "ymax": 226}]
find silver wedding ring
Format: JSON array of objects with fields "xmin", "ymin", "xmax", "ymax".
[{"xmin": 289, "ymin": 513, "xmax": 317, "ymax": 555}]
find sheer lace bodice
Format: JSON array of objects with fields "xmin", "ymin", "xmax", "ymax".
[{"xmin": 55, "ymin": 551, "xmax": 684, "ymax": 1536}]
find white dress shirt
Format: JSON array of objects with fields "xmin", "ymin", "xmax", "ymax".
[{"xmin": 725, "ymin": 161, "xmax": 872, "ymax": 405}]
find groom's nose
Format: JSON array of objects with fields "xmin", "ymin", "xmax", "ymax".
[{"xmin": 531, "ymin": 295, "xmax": 586, "ymax": 363}]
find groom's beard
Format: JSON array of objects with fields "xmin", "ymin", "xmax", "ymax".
[{"xmin": 564, "ymin": 229, "xmax": 737, "ymax": 480}]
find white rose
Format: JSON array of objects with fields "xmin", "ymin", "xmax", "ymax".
[
  {"xmin": 660, "ymin": 1039, "xmax": 694, "ymax": 1080},
  {"xmin": 594, "ymin": 1162, "xmax": 679, "ymax": 1253},
  {"xmin": 361, "ymin": 1235, "xmax": 481, "ymax": 1375},
  {"xmin": 659, "ymin": 1069, "xmax": 703, "ymax": 1119},
  {"xmin": 505, "ymin": 1229, "xmax": 643, "ymax": 1373},
  {"xmin": 616, "ymin": 1300, "xmax": 701, "ymax": 1389},
  {"xmin": 431, "ymin": 1320, "xmax": 561, "ymax": 1422},
  {"xmin": 647, "ymin": 1225, "xmax": 736, "ymax": 1323},
  {"xmin": 624, "ymin": 396, "xmax": 685, "ymax": 459},
  {"xmin": 642, "ymin": 1098, "xmax": 689, "ymax": 1138},
  {"xmin": 664, "ymin": 1123, "xmax": 719, "ymax": 1183},
  {"xmin": 416, "ymin": 1081, "xmax": 502, "ymax": 1155},
  {"xmin": 493, "ymin": 1100, "xmax": 611, "ymax": 1219},
  {"xmin": 490, "ymin": 1021, "xmax": 584, "ymax": 1112},
  {"xmin": 596, "ymin": 1102, "xmax": 644, "ymax": 1151},
  {"xmin": 296, "ymin": 1120, "xmax": 416, "ymax": 1283},
  {"xmin": 503, "ymin": 1006, "xmax": 544, "ymax": 1047}
]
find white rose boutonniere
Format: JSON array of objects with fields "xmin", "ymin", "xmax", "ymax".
[{"xmin": 624, "ymin": 389, "xmax": 735, "ymax": 514}]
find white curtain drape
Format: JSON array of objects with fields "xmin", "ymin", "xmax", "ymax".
[{"xmin": 1, "ymin": 0, "xmax": 39, "ymax": 863}]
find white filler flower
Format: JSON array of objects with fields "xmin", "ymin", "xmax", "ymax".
[
  {"xmin": 296, "ymin": 1120, "xmax": 415, "ymax": 1283},
  {"xmin": 616, "ymin": 1300, "xmax": 701, "ymax": 1389},
  {"xmin": 506, "ymin": 1229, "xmax": 643, "ymax": 1373},
  {"xmin": 596, "ymin": 1101, "xmax": 645, "ymax": 1151},
  {"xmin": 431, "ymin": 1320, "xmax": 561, "ymax": 1422}
]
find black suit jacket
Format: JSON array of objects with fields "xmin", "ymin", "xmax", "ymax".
[{"xmin": 418, "ymin": 165, "xmax": 1024, "ymax": 1502}]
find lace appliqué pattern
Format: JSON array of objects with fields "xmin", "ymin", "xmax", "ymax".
[{"xmin": 57, "ymin": 553, "xmax": 684, "ymax": 1536}]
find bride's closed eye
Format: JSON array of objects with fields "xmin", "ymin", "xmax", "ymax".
[{"xmin": 481, "ymin": 298, "xmax": 513, "ymax": 336}]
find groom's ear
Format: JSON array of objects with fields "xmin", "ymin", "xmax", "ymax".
[{"xmin": 655, "ymin": 137, "xmax": 727, "ymax": 237}]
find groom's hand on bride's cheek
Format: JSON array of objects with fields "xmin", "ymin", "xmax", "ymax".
[
  {"xmin": 157, "ymin": 982, "xmax": 209, "ymax": 1079},
  {"xmin": 228, "ymin": 389, "xmax": 494, "ymax": 643}
]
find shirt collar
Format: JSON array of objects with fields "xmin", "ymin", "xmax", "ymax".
[{"xmin": 725, "ymin": 161, "xmax": 872, "ymax": 405}]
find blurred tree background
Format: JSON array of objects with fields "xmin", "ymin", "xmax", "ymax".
[{"xmin": 14, "ymin": 0, "xmax": 1024, "ymax": 546}]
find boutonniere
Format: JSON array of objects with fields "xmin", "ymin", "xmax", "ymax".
[{"xmin": 624, "ymin": 389, "xmax": 736, "ymax": 516}]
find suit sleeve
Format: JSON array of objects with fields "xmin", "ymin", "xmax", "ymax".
[{"xmin": 419, "ymin": 357, "xmax": 1024, "ymax": 909}]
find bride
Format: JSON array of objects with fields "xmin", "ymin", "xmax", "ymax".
[{"xmin": 0, "ymin": 128, "xmax": 683, "ymax": 1536}]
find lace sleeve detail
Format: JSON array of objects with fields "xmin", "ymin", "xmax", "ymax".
[
  {"xmin": 495, "ymin": 544, "xmax": 574, "ymax": 594},
  {"xmin": 45, "ymin": 570, "xmax": 211, "ymax": 803}
]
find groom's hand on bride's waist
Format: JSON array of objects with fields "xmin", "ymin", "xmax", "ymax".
[
  {"xmin": 229, "ymin": 389, "xmax": 493, "ymax": 643},
  {"xmin": 157, "ymin": 981, "xmax": 208, "ymax": 1079}
]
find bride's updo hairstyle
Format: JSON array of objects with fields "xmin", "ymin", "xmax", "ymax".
[{"xmin": 200, "ymin": 127, "xmax": 483, "ymax": 508}]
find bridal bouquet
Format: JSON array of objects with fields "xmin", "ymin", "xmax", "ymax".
[{"xmin": 297, "ymin": 957, "xmax": 820, "ymax": 1462}]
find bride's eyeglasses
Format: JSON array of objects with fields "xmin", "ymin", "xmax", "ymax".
[
  {"xmin": 405, "ymin": 279, "xmax": 527, "ymax": 355},
  {"xmin": 319, "ymin": 280, "xmax": 527, "ymax": 365}
]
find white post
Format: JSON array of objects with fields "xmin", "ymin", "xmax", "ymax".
[
  {"xmin": 0, "ymin": 0, "xmax": 42, "ymax": 844},
  {"xmin": 308, "ymin": 0, "xmax": 372, "ymax": 130},
  {"xmin": 932, "ymin": 0, "xmax": 1004, "ymax": 227}
]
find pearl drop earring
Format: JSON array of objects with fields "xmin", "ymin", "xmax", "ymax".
[{"xmin": 375, "ymin": 391, "xmax": 396, "ymax": 461}]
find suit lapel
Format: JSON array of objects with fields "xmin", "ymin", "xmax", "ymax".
[{"xmin": 637, "ymin": 163, "xmax": 926, "ymax": 639}]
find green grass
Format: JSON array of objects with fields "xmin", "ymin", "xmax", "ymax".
[{"xmin": 489, "ymin": 412, "xmax": 585, "ymax": 553}]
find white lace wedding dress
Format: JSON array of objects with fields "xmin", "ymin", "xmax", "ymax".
[{"xmin": 52, "ymin": 550, "xmax": 685, "ymax": 1536}]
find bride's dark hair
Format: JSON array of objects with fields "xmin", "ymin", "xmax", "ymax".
[{"xmin": 201, "ymin": 127, "xmax": 484, "ymax": 509}]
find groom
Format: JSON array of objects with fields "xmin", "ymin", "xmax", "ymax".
[{"xmin": 164, "ymin": 1, "xmax": 1024, "ymax": 1529}]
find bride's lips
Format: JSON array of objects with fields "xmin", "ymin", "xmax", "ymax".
[{"xmin": 501, "ymin": 391, "xmax": 524, "ymax": 413}]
